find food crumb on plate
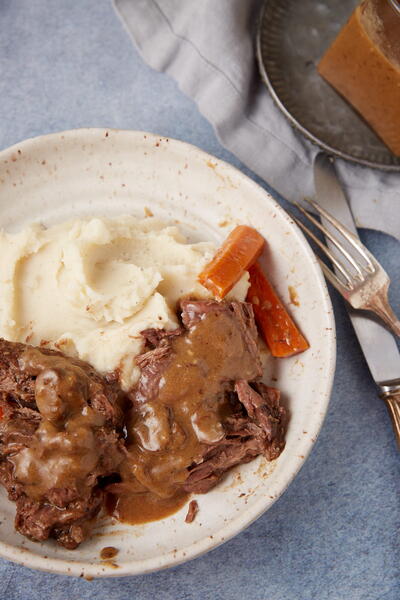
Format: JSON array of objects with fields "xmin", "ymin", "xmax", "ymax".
[
  {"xmin": 288, "ymin": 285, "xmax": 300, "ymax": 306},
  {"xmin": 100, "ymin": 546, "xmax": 119, "ymax": 560},
  {"xmin": 185, "ymin": 500, "xmax": 199, "ymax": 523}
]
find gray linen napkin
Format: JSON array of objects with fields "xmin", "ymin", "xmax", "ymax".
[{"xmin": 114, "ymin": 0, "xmax": 400, "ymax": 241}]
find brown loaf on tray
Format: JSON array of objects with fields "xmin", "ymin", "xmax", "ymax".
[{"xmin": 318, "ymin": 0, "xmax": 400, "ymax": 156}]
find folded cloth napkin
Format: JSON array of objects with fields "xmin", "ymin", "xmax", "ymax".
[{"xmin": 114, "ymin": 0, "xmax": 400, "ymax": 241}]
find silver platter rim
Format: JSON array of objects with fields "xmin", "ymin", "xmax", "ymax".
[{"xmin": 255, "ymin": 0, "xmax": 400, "ymax": 172}]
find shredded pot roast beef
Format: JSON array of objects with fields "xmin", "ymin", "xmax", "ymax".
[
  {"xmin": 0, "ymin": 300, "xmax": 287, "ymax": 548},
  {"xmin": 0, "ymin": 340, "xmax": 125, "ymax": 549},
  {"xmin": 126, "ymin": 300, "xmax": 286, "ymax": 498}
]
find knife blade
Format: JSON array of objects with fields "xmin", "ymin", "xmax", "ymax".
[{"xmin": 313, "ymin": 152, "xmax": 400, "ymax": 387}]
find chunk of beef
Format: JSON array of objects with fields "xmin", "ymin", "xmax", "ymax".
[
  {"xmin": 0, "ymin": 399, "xmax": 40, "ymax": 458},
  {"xmin": 185, "ymin": 499, "xmax": 199, "ymax": 523},
  {"xmin": 132, "ymin": 300, "xmax": 262, "ymax": 409},
  {"xmin": 134, "ymin": 342, "xmax": 175, "ymax": 405},
  {"xmin": 140, "ymin": 327, "xmax": 183, "ymax": 349},
  {"xmin": 180, "ymin": 300, "xmax": 261, "ymax": 375},
  {"xmin": 0, "ymin": 339, "xmax": 125, "ymax": 549},
  {"xmin": 14, "ymin": 491, "xmax": 103, "ymax": 549},
  {"xmin": 131, "ymin": 328, "xmax": 184, "ymax": 406},
  {"xmin": 180, "ymin": 299, "xmax": 232, "ymax": 328},
  {"xmin": 128, "ymin": 300, "xmax": 282, "ymax": 498},
  {"xmin": 184, "ymin": 381, "xmax": 286, "ymax": 494},
  {"xmin": 0, "ymin": 340, "xmax": 37, "ymax": 409},
  {"xmin": 0, "ymin": 338, "xmax": 124, "ymax": 427},
  {"xmin": 234, "ymin": 380, "xmax": 286, "ymax": 460}
]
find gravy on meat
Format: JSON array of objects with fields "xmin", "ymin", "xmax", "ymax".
[
  {"xmin": 11, "ymin": 348, "xmax": 116, "ymax": 501},
  {"xmin": 0, "ymin": 300, "xmax": 287, "ymax": 542},
  {"xmin": 109, "ymin": 304, "xmax": 261, "ymax": 524}
]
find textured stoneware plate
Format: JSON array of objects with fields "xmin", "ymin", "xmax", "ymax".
[
  {"xmin": 0, "ymin": 129, "xmax": 336, "ymax": 577},
  {"xmin": 257, "ymin": 0, "xmax": 400, "ymax": 170}
]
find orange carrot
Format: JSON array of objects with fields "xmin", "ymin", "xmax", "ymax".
[
  {"xmin": 199, "ymin": 225, "xmax": 265, "ymax": 299},
  {"xmin": 247, "ymin": 262, "xmax": 309, "ymax": 358}
]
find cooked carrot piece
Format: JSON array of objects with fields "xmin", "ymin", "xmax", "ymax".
[
  {"xmin": 247, "ymin": 262, "xmax": 309, "ymax": 358},
  {"xmin": 199, "ymin": 225, "xmax": 265, "ymax": 299}
]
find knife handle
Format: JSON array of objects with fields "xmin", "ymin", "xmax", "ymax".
[{"xmin": 380, "ymin": 382, "xmax": 400, "ymax": 449}]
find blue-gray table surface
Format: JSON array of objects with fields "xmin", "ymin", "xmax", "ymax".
[{"xmin": 0, "ymin": 2, "xmax": 398, "ymax": 599}]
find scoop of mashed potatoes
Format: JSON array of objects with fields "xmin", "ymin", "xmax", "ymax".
[{"xmin": 0, "ymin": 216, "xmax": 249, "ymax": 389}]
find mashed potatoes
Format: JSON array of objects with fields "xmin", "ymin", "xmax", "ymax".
[{"xmin": 0, "ymin": 216, "xmax": 249, "ymax": 389}]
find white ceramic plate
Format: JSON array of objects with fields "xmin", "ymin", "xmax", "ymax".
[{"xmin": 0, "ymin": 129, "xmax": 336, "ymax": 577}]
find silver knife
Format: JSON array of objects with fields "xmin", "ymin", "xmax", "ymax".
[{"xmin": 314, "ymin": 152, "xmax": 400, "ymax": 444}]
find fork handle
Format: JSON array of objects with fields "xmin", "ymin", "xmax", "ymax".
[
  {"xmin": 379, "ymin": 382, "xmax": 400, "ymax": 449},
  {"xmin": 366, "ymin": 284, "xmax": 400, "ymax": 337}
]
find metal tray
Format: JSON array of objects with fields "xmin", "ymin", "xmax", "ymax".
[{"xmin": 256, "ymin": 0, "xmax": 400, "ymax": 171}]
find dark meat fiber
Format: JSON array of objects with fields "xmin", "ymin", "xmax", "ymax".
[
  {"xmin": 0, "ymin": 339, "xmax": 125, "ymax": 549},
  {"xmin": 185, "ymin": 499, "xmax": 199, "ymax": 523},
  {"xmin": 184, "ymin": 381, "xmax": 286, "ymax": 493}
]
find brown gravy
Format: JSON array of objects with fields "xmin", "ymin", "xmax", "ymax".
[
  {"xmin": 106, "ymin": 487, "xmax": 189, "ymax": 525},
  {"xmin": 111, "ymin": 307, "xmax": 259, "ymax": 523},
  {"xmin": 11, "ymin": 348, "xmax": 107, "ymax": 501},
  {"xmin": 128, "ymin": 312, "xmax": 254, "ymax": 491},
  {"xmin": 9, "ymin": 304, "xmax": 260, "ymax": 527}
]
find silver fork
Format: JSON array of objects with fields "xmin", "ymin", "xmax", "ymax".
[{"xmin": 293, "ymin": 198, "xmax": 400, "ymax": 337}]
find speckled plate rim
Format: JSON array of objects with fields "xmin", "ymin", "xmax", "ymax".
[
  {"xmin": 256, "ymin": 0, "xmax": 400, "ymax": 172},
  {"xmin": 0, "ymin": 128, "xmax": 336, "ymax": 577}
]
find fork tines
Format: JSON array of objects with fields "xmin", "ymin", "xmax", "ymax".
[{"xmin": 292, "ymin": 198, "xmax": 376, "ymax": 293}]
